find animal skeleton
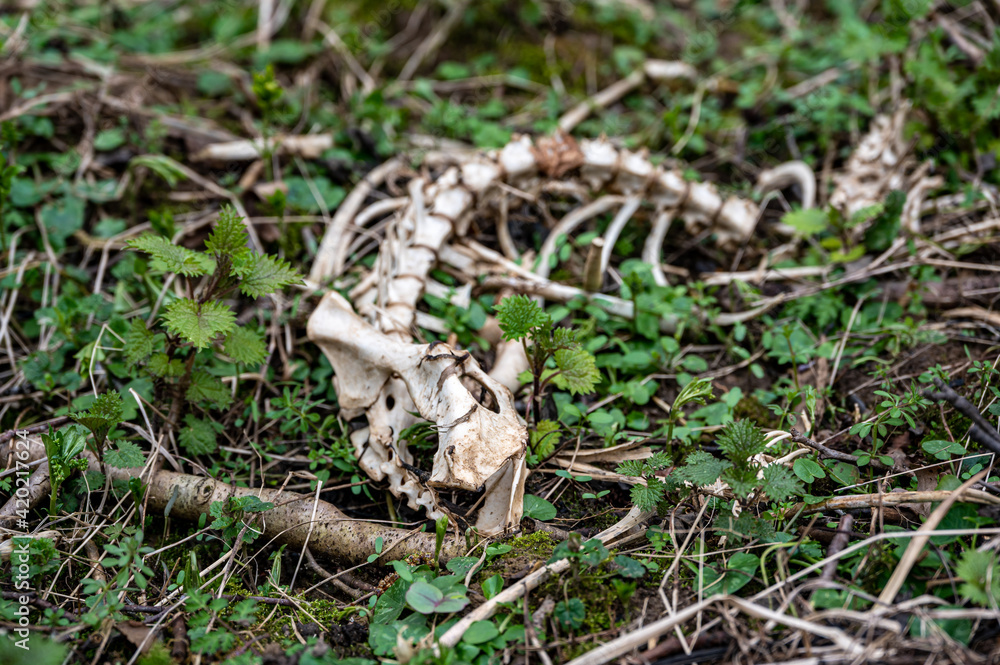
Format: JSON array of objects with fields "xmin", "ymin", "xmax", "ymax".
[{"xmin": 304, "ymin": 132, "xmax": 776, "ymax": 534}]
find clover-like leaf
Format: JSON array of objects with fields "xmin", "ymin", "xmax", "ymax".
[{"xmin": 405, "ymin": 580, "xmax": 469, "ymax": 614}]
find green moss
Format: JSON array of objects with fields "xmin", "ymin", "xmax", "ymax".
[{"xmin": 733, "ymin": 395, "xmax": 776, "ymax": 427}]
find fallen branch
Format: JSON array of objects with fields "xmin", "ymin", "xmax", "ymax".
[
  {"xmin": 923, "ymin": 376, "xmax": 1000, "ymax": 455},
  {"xmin": 0, "ymin": 437, "xmax": 463, "ymax": 564},
  {"xmin": 786, "ymin": 488, "xmax": 1000, "ymax": 519}
]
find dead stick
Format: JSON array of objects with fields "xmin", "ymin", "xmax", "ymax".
[{"xmin": 924, "ymin": 377, "xmax": 1000, "ymax": 454}]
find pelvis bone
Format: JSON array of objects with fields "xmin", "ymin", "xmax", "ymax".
[{"xmin": 307, "ymin": 291, "xmax": 528, "ymax": 535}]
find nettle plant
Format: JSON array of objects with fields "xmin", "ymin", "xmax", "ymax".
[
  {"xmin": 620, "ymin": 420, "xmax": 803, "ymax": 519},
  {"xmin": 495, "ymin": 295, "xmax": 600, "ymax": 436},
  {"xmin": 125, "ymin": 206, "xmax": 301, "ymax": 452}
]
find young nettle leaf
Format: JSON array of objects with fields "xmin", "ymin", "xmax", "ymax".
[
  {"xmin": 71, "ymin": 390, "xmax": 125, "ymax": 453},
  {"xmin": 552, "ymin": 347, "xmax": 600, "ymax": 394},
  {"xmin": 185, "ymin": 370, "xmax": 233, "ymax": 409},
  {"xmin": 530, "ymin": 419, "xmax": 561, "ymax": 459},
  {"xmin": 104, "ymin": 441, "xmax": 145, "ymax": 469},
  {"xmin": 127, "ymin": 234, "xmax": 214, "ymax": 277},
  {"xmin": 223, "ymin": 327, "xmax": 267, "ymax": 365},
  {"xmin": 716, "ymin": 420, "xmax": 767, "ymax": 466},
  {"xmin": 496, "ymin": 295, "xmax": 547, "ymax": 341},
  {"xmin": 41, "ymin": 426, "xmax": 89, "ymax": 516},
  {"xmin": 232, "ymin": 252, "xmax": 302, "ymax": 298},
  {"xmin": 179, "ymin": 415, "xmax": 220, "ymax": 455},
  {"xmin": 630, "ymin": 479, "xmax": 665, "ymax": 511},
  {"xmin": 761, "ymin": 464, "xmax": 803, "ymax": 503},
  {"xmin": 123, "ymin": 318, "xmax": 156, "ymax": 365},
  {"xmin": 163, "ymin": 299, "xmax": 235, "ymax": 349},
  {"xmin": 672, "ymin": 450, "xmax": 731, "ymax": 486},
  {"xmin": 722, "ymin": 465, "xmax": 759, "ymax": 499},
  {"xmin": 146, "ymin": 353, "xmax": 185, "ymax": 378},
  {"xmin": 615, "ymin": 459, "xmax": 647, "ymax": 477},
  {"xmin": 956, "ymin": 549, "xmax": 1000, "ymax": 605},
  {"xmin": 204, "ymin": 207, "xmax": 251, "ymax": 258}
]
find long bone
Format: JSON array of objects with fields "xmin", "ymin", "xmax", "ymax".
[{"xmin": 307, "ymin": 291, "xmax": 528, "ymax": 535}]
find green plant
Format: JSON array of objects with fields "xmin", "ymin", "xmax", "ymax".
[
  {"xmin": 849, "ymin": 377, "xmax": 929, "ymax": 469},
  {"xmin": 208, "ymin": 495, "xmax": 275, "ymax": 551},
  {"xmin": 495, "ymin": 295, "xmax": 600, "ymax": 424},
  {"xmin": 619, "ymin": 420, "xmax": 804, "ymax": 512},
  {"xmin": 125, "ymin": 206, "xmax": 300, "ymax": 431},
  {"xmin": 661, "ymin": 377, "xmax": 714, "ymax": 445},
  {"xmin": 251, "ymin": 64, "xmax": 285, "ymax": 180},
  {"xmin": 80, "ymin": 530, "xmax": 154, "ymax": 626},
  {"xmin": 70, "ymin": 390, "xmax": 125, "ymax": 460},
  {"xmin": 40, "ymin": 426, "xmax": 88, "ymax": 516}
]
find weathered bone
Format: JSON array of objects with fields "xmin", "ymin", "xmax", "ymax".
[
  {"xmin": 830, "ymin": 105, "xmax": 942, "ymax": 234},
  {"xmin": 308, "ymin": 133, "xmax": 765, "ymax": 532},
  {"xmin": 307, "ymin": 291, "xmax": 527, "ymax": 535}
]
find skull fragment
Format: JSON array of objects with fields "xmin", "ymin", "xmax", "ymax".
[{"xmin": 307, "ymin": 292, "xmax": 528, "ymax": 535}]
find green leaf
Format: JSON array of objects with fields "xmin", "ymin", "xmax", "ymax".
[
  {"xmin": 445, "ymin": 557, "xmax": 480, "ymax": 578},
  {"xmin": 162, "ymin": 299, "xmax": 235, "ymax": 348},
  {"xmin": 179, "ymin": 415, "xmax": 219, "ymax": 455},
  {"xmin": 71, "ymin": 390, "xmax": 124, "ymax": 448},
  {"xmin": 204, "ymin": 206, "xmax": 249, "ymax": 258},
  {"xmin": 232, "ymin": 252, "xmax": 302, "ymax": 298},
  {"xmin": 39, "ymin": 195, "xmax": 85, "ymax": 248},
  {"xmin": 372, "ymin": 578, "xmax": 407, "ymax": 625},
  {"xmin": 495, "ymin": 295, "xmax": 547, "ymax": 342},
  {"xmin": 406, "ymin": 580, "xmax": 469, "ymax": 614},
  {"xmin": 630, "ymin": 479, "xmax": 665, "ymax": 511},
  {"xmin": 94, "ymin": 127, "xmax": 125, "ymax": 151},
  {"xmin": 716, "ymin": 420, "xmax": 767, "ymax": 463},
  {"xmin": 104, "ymin": 441, "xmax": 145, "ymax": 469},
  {"xmin": 463, "ymin": 620, "xmax": 500, "ymax": 645},
  {"xmin": 672, "ymin": 450, "xmax": 730, "ymax": 486},
  {"xmin": 615, "ymin": 459, "xmax": 646, "ymax": 477},
  {"xmin": 956, "ymin": 549, "xmax": 1000, "ymax": 605},
  {"xmin": 146, "ymin": 353, "xmax": 185, "ymax": 378},
  {"xmin": 554, "ymin": 598, "xmax": 585, "ymax": 630},
  {"xmin": 523, "ymin": 494, "xmax": 557, "ymax": 521},
  {"xmin": 722, "ymin": 552, "xmax": 759, "ymax": 594},
  {"xmin": 481, "ymin": 574, "xmax": 503, "ymax": 600},
  {"xmin": 792, "ymin": 458, "xmax": 827, "ymax": 483},
  {"xmin": 127, "ymin": 234, "xmax": 214, "ymax": 277},
  {"xmin": 922, "ymin": 439, "xmax": 966, "ymax": 461},
  {"xmin": 530, "ymin": 420, "xmax": 560, "ymax": 459},
  {"xmin": 864, "ymin": 190, "xmax": 905, "ymax": 252},
  {"xmin": 129, "ymin": 154, "xmax": 188, "ymax": 187},
  {"xmin": 223, "ymin": 327, "xmax": 267, "ymax": 365},
  {"xmin": 781, "ymin": 207, "xmax": 829, "ymax": 235},
  {"xmin": 186, "ymin": 370, "xmax": 233, "ymax": 409},
  {"xmin": 553, "ymin": 347, "xmax": 600, "ymax": 395},
  {"xmin": 123, "ymin": 318, "xmax": 155, "ymax": 365},
  {"xmin": 613, "ymin": 555, "xmax": 646, "ymax": 579},
  {"xmin": 761, "ymin": 464, "xmax": 804, "ymax": 503}
]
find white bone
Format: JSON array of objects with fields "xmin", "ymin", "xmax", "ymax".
[{"xmin": 308, "ymin": 292, "xmax": 528, "ymax": 535}]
